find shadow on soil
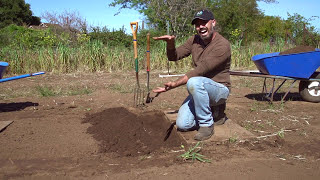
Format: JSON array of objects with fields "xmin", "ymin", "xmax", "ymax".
[
  {"xmin": 245, "ymin": 92, "xmax": 303, "ymax": 102},
  {"xmin": 0, "ymin": 102, "xmax": 39, "ymax": 112}
]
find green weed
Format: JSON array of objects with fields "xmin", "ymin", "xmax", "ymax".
[
  {"xmin": 277, "ymin": 129, "xmax": 285, "ymax": 138},
  {"xmin": 139, "ymin": 155, "xmax": 151, "ymax": 161},
  {"xmin": 243, "ymin": 122, "xmax": 253, "ymax": 131},
  {"xmin": 250, "ymin": 106, "xmax": 257, "ymax": 112},
  {"xmin": 228, "ymin": 135, "xmax": 238, "ymax": 143},
  {"xmin": 179, "ymin": 142, "xmax": 211, "ymax": 163}
]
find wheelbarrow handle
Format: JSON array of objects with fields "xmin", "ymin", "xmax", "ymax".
[{"xmin": 0, "ymin": 72, "xmax": 45, "ymax": 83}]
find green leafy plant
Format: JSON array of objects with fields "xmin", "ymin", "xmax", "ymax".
[{"xmin": 179, "ymin": 142, "xmax": 211, "ymax": 163}]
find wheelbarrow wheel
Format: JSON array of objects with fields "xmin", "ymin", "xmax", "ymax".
[{"xmin": 299, "ymin": 74, "xmax": 320, "ymax": 103}]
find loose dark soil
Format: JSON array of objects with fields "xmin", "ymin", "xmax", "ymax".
[
  {"xmin": 1, "ymin": 72, "xmax": 320, "ymax": 179},
  {"xmin": 279, "ymin": 45, "xmax": 316, "ymax": 55},
  {"xmin": 83, "ymin": 107, "xmax": 186, "ymax": 157}
]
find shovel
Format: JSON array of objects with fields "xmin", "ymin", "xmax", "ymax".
[
  {"xmin": 145, "ymin": 33, "xmax": 161, "ymax": 103},
  {"xmin": 146, "ymin": 33, "xmax": 152, "ymax": 103},
  {"xmin": 130, "ymin": 22, "xmax": 144, "ymax": 106}
]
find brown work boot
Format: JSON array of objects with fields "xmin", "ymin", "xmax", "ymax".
[
  {"xmin": 212, "ymin": 103, "xmax": 228, "ymax": 125},
  {"xmin": 215, "ymin": 116, "xmax": 228, "ymax": 125},
  {"xmin": 194, "ymin": 125, "xmax": 214, "ymax": 141}
]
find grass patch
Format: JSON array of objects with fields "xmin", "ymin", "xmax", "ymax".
[
  {"xmin": 36, "ymin": 85, "xmax": 93, "ymax": 97},
  {"xmin": 250, "ymin": 100, "xmax": 285, "ymax": 113},
  {"xmin": 36, "ymin": 85, "xmax": 58, "ymax": 97},
  {"xmin": 108, "ymin": 83, "xmax": 134, "ymax": 93},
  {"xmin": 67, "ymin": 86, "xmax": 92, "ymax": 96}
]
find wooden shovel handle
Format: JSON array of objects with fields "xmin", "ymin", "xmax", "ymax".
[
  {"xmin": 147, "ymin": 33, "xmax": 150, "ymax": 72},
  {"xmin": 130, "ymin": 22, "xmax": 138, "ymax": 72},
  {"xmin": 130, "ymin": 22, "xmax": 138, "ymax": 37},
  {"xmin": 130, "ymin": 22, "xmax": 138, "ymax": 58}
]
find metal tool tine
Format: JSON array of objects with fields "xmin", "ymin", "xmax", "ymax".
[
  {"xmin": 133, "ymin": 87, "xmax": 145, "ymax": 107},
  {"xmin": 142, "ymin": 89, "xmax": 145, "ymax": 104},
  {"xmin": 133, "ymin": 88, "xmax": 136, "ymax": 107}
]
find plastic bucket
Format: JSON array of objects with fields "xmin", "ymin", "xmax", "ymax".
[{"xmin": 0, "ymin": 62, "xmax": 9, "ymax": 79}]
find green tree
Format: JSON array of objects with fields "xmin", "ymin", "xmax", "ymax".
[
  {"xmin": 110, "ymin": 0, "xmax": 206, "ymax": 36},
  {"xmin": 255, "ymin": 15, "xmax": 286, "ymax": 42},
  {"xmin": 286, "ymin": 13, "xmax": 319, "ymax": 46},
  {"xmin": 0, "ymin": 0, "xmax": 40, "ymax": 29},
  {"xmin": 89, "ymin": 26, "xmax": 132, "ymax": 47},
  {"xmin": 109, "ymin": 0, "xmax": 320, "ymax": 46},
  {"xmin": 109, "ymin": 0, "xmax": 273, "ymax": 39},
  {"xmin": 208, "ymin": 0, "xmax": 261, "ymax": 42}
]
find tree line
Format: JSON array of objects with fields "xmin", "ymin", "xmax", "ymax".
[
  {"xmin": 110, "ymin": 0, "xmax": 319, "ymax": 46},
  {"xmin": 0, "ymin": 0, "xmax": 319, "ymax": 48}
]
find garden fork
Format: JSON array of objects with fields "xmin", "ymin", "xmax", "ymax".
[{"xmin": 131, "ymin": 22, "xmax": 144, "ymax": 107}]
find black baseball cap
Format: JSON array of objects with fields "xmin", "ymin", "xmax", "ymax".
[{"xmin": 191, "ymin": 9, "xmax": 215, "ymax": 25}]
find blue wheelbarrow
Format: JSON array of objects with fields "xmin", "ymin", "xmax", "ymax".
[
  {"xmin": 0, "ymin": 62, "xmax": 45, "ymax": 83},
  {"xmin": 230, "ymin": 48, "xmax": 320, "ymax": 102}
]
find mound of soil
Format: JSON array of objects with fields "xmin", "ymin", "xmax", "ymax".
[
  {"xmin": 83, "ymin": 107, "xmax": 186, "ymax": 157},
  {"xmin": 279, "ymin": 46, "xmax": 315, "ymax": 55}
]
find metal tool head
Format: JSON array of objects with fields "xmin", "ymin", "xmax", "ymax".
[
  {"xmin": 134, "ymin": 87, "xmax": 145, "ymax": 107},
  {"xmin": 145, "ymin": 92, "xmax": 160, "ymax": 104},
  {"xmin": 146, "ymin": 92, "xmax": 153, "ymax": 103}
]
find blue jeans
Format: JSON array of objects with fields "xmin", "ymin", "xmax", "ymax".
[{"xmin": 176, "ymin": 77, "xmax": 229, "ymax": 131}]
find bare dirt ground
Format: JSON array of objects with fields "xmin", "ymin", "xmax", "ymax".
[{"xmin": 1, "ymin": 71, "xmax": 320, "ymax": 179}]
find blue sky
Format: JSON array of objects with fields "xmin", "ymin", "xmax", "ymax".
[
  {"xmin": 257, "ymin": 0, "xmax": 320, "ymax": 31},
  {"xmin": 25, "ymin": 0, "xmax": 142, "ymax": 32},
  {"xmin": 26, "ymin": 0, "xmax": 320, "ymax": 33}
]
